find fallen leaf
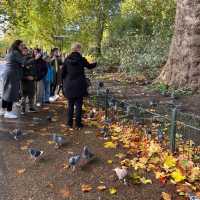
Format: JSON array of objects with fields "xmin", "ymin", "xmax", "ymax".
[
  {"xmin": 140, "ymin": 177, "xmax": 152, "ymax": 184},
  {"xmin": 107, "ymin": 160, "xmax": 113, "ymax": 164},
  {"xmin": 59, "ymin": 187, "xmax": 71, "ymax": 198},
  {"xmin": 161, "ymin": 192, "xmax": 171, "ymax": 200},
  {"xmin": 163, "ymin": 155, "xmax": 177, "ymax": 170},
  {"xmin": 47, "ymin": 182, "xmax": 54, "ymax": 189},
  {"xmin": 63, "ymin": 164, "xmax": 70, "ymax": 170},
  {"xmin": 26, "ymin": 139, "xmax": 34, "ymax": 144},
  {"xmin": 115, "ymin": 153, "xmax": 126, "ymax": 159},
  {"xmin": 148, "ymin": 141, "xmax": 161, "ymax": 156},
  {"xmin": 188, "ymin": 167, "xmax": 200, "ymax": 182},
  {"xmin": 109, "ymin": 187, "xmax": 117, "ymax": 195},
  {"xmin": 171, "ymin": 169, "xmax": 185, "ymax": 183},
  {"xmin": 17, "ymin": 169, "xmax": 26, "ymax": 175},
  {"xmin": 81, "ymin": 184, "xmax": 92, "ymax": 192},
  {"xmin": 20, "ymin": 145, "xmax": 28, "ymax": 150},
  {"xmin": 104, "ymin": 141, "xmax": 117, "ymax": 149},
  {"xmin": 48, "ymin": 141, "xmax": 54, "ymax": 144},
  {"xmin": 97, "ymin": 185, "xmax": 107, "ymax": 191}
]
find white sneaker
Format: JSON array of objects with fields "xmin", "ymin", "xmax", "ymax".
[
  {"xmin": 0, "ymin": 109, "xmax": 5, "ymax": 116},
  {"xmin": 49, "ymin": 97, "xmax": 56, "ymax": 103},
  {"xmin": 4, "ymin": 111, "xmax": 18, "ymax": 119},
  {"xmin": 36, "ymin": 103, "xmax": 41, "ymax": 107}
]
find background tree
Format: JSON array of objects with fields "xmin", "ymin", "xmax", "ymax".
[{"xmin": 157, "ymin": 0, "xmax": 200, "ymax": 91}]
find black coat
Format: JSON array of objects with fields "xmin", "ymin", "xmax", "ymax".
[
  {"xmin": 34, "ymin": 58, "xmax": 48, "ymax": 81},
  {"xmin": 62, "ymin": 52, "xmax": 96, "ymax": 98}
]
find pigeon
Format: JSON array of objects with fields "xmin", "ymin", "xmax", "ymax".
[
  {"xmin": 81, "ymin": 146, "xmax": 95, "ymax": 161},
  {"xmin": 28, "ymin": 148, "xmax": 44, "ymax": 161},
  {"xmin": 10, "ymin": 129, "xmax": 23, "ymax": 140},
  {"xmin": 68, "ymin": 155, "xmax": 81, "ymax": 171},
  {"xmin": 52, "ymin": 134, "xmax": 65, "ymax": 148},
  {"xmin": 157, "ymin": 128, "xmax": 164, "ymax": 142},
  {"xmin": 113, "ymin": 167, "xmax": 128, "ymax": 185},
  {"xmin": 33, "ymin": 117, "xmax": 42, "ymax": 123}
]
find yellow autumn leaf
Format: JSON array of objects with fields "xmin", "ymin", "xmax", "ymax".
[
  {"xmin": 163, "ymin": 155, "xmax": 177, "ymax": 170},
  {"xmin": 148, "ymin": 141, "xmax": 161, "ymax": 156},
  {"xmin": 104, "ymin": 141, "xmax": 117, "ymax": 149},
  {"xmin": 161, "ymin": 192, "xmax": 172, "ymax": 200},
  {"xmin": 115, "ymin": 153, "xmax": 126, "ymax": 159},
  {"xmin": 109, "ymin": 187, "xmax": 117, "ymax": 195},
  {"xmin": 48, "ymin": 141, "xmax": 54, "ymax": 144},
  {"xmin": 97, "ymin": 185, "xmax": 107, "ymax": 191},
  {"xmin": 140, "ymin": 177, "xmax": 152, "ymax": 184},
  {"xmin": 107, "ymin": 160, "xmax": 113, "ymax": 164},
  {"xmin": 113, "ymin": 126, "xmax": 122, "ymax": 133},
  {"xmin": 171, "ymin": 169, "xmax": 185, "ymax": 183},
  {"xmin": 20, "ymin": 145, "xmax": 28, "ymax": 150},
  {"xmin": 189, "ymin": 167, "xmax": 200, "ymax": 182}
]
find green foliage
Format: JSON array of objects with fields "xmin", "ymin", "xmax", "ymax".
[
  {"xmin": 147, "ymin": 83, "xmax": 193, "ymax": 96},
  {"xmin": 0, "ymin": 0, "xmax": 176, "ymax": 77},
  {"xmin": 101, "ymin": 0, "xmax": 176, "ymax": 78}
]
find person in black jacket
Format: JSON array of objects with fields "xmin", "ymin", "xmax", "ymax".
[
  {"xmin": 21, "ymin": 47, "xmax": 37, "ymax": 114},
  {"xmin": 62, "ymin": 43, "xmax": 97, "ymax": 128}
]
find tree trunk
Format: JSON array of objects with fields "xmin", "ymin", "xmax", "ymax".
[{"xmin": 157, "ymin": 0, "xmax": 200, "ymax": 91}]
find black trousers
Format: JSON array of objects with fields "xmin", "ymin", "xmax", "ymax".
[
  {"xmin": 2, "ymin": 100, "xmax": 13, "ymax": 111},
  {"xmin": 67, "ymin": 97, "xmax": 83, "ymax": 126}
]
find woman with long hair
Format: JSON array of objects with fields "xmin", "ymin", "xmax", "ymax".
[{"xmin": 0, "ymin": 40, "xmax": 38, "ymax": 119}]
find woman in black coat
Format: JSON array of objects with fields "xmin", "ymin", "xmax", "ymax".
[
  {"xmin": 0, "ymin": 40, "xmax": 38, "ymax": 119},
  {"xmin": 62, "ymin": 43, "xmax": 96, "ymax": 128}
]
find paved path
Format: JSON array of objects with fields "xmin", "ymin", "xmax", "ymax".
[{"xmin": 0, "ymin": 142, "xmax": 9, "ymax": 200}]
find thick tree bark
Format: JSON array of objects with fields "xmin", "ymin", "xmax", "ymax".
[{"xmin": 158, "ymin": 0, "xmax": 200, "ymax": 91}]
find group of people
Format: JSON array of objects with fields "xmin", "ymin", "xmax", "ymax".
[{"xmin": 0, "ymin": 40, "xmax": 97, "ymax": 129}]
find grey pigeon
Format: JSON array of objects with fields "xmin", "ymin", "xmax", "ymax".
[
  {"xmin": 81, "ymin": 146, "xmax": 95, "ymax": 161},
  {"xmin": 28, "ymin": 148, "xmax": 44, "ymax": 161},
  {"xmin": 52, "ymin": 134, "xmax": 64, "ymax": 148},
  {"xmin": 68, "ymin": 155, "xmax": 81, "ymax": 171},
  {"xmin": 10, "ymin": 129, "xmax": 23, "ymax": 140},
  {"xmin": 33, "ymin": 117, "xmax": 42, "ymax": 123}
]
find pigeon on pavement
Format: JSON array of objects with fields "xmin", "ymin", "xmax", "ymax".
[
  {"xmin": 68, "ymin": 155, "xmax": 81, "ymax": 171},
  {"xmin": 10, "ymin": 129, "xmax": 23, "ymax": 140},
  {"xmin": 113, "ymin": 167, "xmax": 128, "ymax": 185},
  {"xmin": 52, "ymin": 134, "xmax": 65, "ymax": 148},
  {"xmin": 28, "ymin": 148, "xmax": 44, "ymax": 161}
]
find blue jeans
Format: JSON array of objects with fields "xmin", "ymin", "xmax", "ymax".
[{"xmin": 43, "ymin": 80, "xmax": 51, "ymax": 102}]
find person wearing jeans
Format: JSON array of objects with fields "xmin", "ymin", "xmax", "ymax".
[
  {"xmin": 43, "ymin": 57, "xmax": 54, "ymax": 103},
  {"xmin": 62, "ymin": 43, "xmax": 97, "ymax": 128}
]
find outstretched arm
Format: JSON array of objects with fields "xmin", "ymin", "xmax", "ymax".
[{"xmin": 82, "ymin": 57, "xmax": 97, "ymax": 69}]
